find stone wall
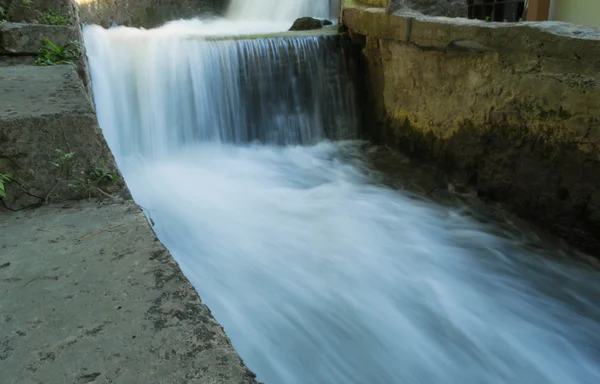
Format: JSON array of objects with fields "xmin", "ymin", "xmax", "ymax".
[
  {"xmin": 75, "ymin": 0, "xmax": 227, "ymax": 28},
  {"xmin": 1, "ymin": 0, "xmax": 124, "ymax": 210},
  {"xmin": 342, "ymin": 0, "xmax": 600, "ymax": 254},
  {"xmin": 362, "ymin": 0, "xmax": 386, "ymax": 6}
]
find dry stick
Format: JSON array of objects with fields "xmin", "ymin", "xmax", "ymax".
[{"xmin": 78, "ymin": 224, "xmax": 124, "ymax": 241}]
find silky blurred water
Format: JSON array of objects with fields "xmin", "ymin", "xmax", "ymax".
[{"xmin": 84, "ymin": 15, "xmax": 600, "ymax": 384}]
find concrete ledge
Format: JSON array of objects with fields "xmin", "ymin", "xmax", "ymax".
[
  {"xmin": 193, "ymin": 25, "xmax": 341, "ymax": 41},
  {"xmin": 0, "ymin": 23, "xmax": 80, "ymax": 55},
  {"xmin": 0, "ymin": 65, "xmax": 122, "ymax": 209},
  {"xmin": 342, "ymin": 0, "xmax": 600, "ymax": 254},
  {"xmin": 342, "ymin": 0, "xmax": 600, "ymax": 56},
  {"xmin": 0, "ymin": 201, "xmax": 258, "ymax": 384}
]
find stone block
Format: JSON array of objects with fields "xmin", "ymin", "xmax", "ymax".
[
  {"xmin": 0, "ymin": 22, "xmax": 80, "ymax": 55},
  {"xmin": 0, "ymin": 65, "xmax": 123, "ymax": 209}
]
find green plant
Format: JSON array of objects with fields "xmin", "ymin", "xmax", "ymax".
[
  {"xmin": 55, "ymin": 148, "xmax": 75, "ymax": 164},
  {"xmin": 0, "ymin": 6, "xmax": 6, "ymax": 22},
  {"xmin": 22, "ymin": 0, "xmax": 33, "ymax": 5},
  {"xmin": 86, "ymin": 166, "xmax": 118, "ymax": 184},
  {"xmin": 76, "ymin": 162, "xmax": 118, "ymax": 199},
  {"xmin": 40, "ymin": 9, "xmax": 70, "ymax": 25},
  {"xmin": 36, "ymin": 38, "xmax": 82, "ymax": 66},
  {"xmin": 0, "ymin": 173, "xmax": 11, "ymax": 199},
  {"xmin": 53, "ymin": 148, "xmax": 75, "ymax": 180},
  {"xmin": 484, "ymin": 16, "xmax": 491, "ymax": 22}
]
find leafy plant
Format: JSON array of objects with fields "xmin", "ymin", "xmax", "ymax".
[
  {"xmin": 36, "ymin": 38, "xmax": 82, "ymax": 66},
  {"xmin": 484, "ymin": 16, "xmax": 491, "ymax": 22},
  {"xmin": 0, "ymin": 6, "xmax": 6, "ymax": 22},
  {"xmin": 52, "ymin": 148, "xmax": 75, "ymax": 181},
  {"xmin": 40, "ymin": 9, "xmax": 70, "ymax": 25},
  {"xmin": 55, "ymin": 148, "xmax": 75, "ymax": 163},
  {"xmin": 77, "ymin": 162, "xmax": 118, "ymax": 199},
  {"xmin": 86, "ymin": 166, "xmax": 118, "ymax": 184},
  {"xmin": 0, "ymin": 173, "xmax": 11, "ymax": 199}
]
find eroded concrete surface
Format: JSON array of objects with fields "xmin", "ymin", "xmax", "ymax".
[{"xmin": 0, "ymin": 201, "xmax": 258, "ymax": 384}]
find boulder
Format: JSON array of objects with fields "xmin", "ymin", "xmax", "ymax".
[{"xmin": 289, "ymin": 17, "xmax": 326, "ymax": 31}]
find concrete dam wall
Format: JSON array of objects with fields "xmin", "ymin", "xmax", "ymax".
[{"xmin": 342, "ymin": 0, "xmax": 600, "ymax": 254}]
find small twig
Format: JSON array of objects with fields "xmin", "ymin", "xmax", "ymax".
[
  {"xmin": 78, "ymin": 224, "xmax": 124, "ymax": 241},
  {"xmin": 90, "ymin": 186, "xmax": 116, "ymax": 200}
]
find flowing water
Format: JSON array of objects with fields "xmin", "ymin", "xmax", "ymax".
[{"xmin": 84, "ymin": 11, "xmax": 600, "ymax": 384}]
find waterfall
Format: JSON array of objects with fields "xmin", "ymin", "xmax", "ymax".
[
  {"xmin": 227, "ymin": 0, "xmax": 341, "ymax": 21},
  {"xmin": 83, "ymin": 9, "xmax": 600, "ymax": 384},
  {"xmin": 85, "ymin": 20, "xmax": 358, "ymax": 158}
]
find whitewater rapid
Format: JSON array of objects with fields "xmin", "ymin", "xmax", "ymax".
[{"xmin": 84, "ymin": 15, "xmax": 600, "ymax": 384}]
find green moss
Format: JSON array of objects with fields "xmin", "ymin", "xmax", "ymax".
[{"xmin": 40, "ymin": 9, "xmax": 71, "ymax": 26}]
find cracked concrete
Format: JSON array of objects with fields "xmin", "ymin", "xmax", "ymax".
[{"xmin": 0, "ymin": 200, "xmax": 258, "ymax": 384}]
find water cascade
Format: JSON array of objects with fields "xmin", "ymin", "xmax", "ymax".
[
  {"xmin": 227, "ymin": 0, "xmax": 340, "ymax": 21},
  {"xmin": 85, "ymin": 22, "xmax": 358, "ymax": 157},
  {"xmin": 84, "ymin": 9, "xmax": 600, "ymax": 384}
]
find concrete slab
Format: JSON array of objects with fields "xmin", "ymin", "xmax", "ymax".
[
  {"xmin": 0, "ymin": 200, "xmax": 258, "ymax": 384},
  {"xmin": 0, "ymin": 22, "xmax": 80, "ymax": 55},
  {"xmin": 0, "ymin": 65, "xmax": 122, "ymax": 209},
  {"xmin": 0, "ymin": 64, "xmax": 92, "ymax": 119}
]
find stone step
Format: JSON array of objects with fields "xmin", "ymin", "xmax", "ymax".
[
  {"xmin": 0, "ymin": 22, "xmax": 80, "ymax": 55},
  {"xmin": 0, "ymin": 64, "xmax": 120, "ymax": 209}
]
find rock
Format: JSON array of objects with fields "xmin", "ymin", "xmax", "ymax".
[
  {"xmin": 385, "ymin": 0, "xmax": 467, "ymax": 18},
  {"xmin": 323, "ymin": 19, "xmax": 333, "ymax": 26},
  {"xmin": 289, "ymin": 17, "xmax": 325, "ymax": 31}
]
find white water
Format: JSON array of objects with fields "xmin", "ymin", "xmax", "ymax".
[
  {"xmin": 84, "ymin": 13, "xmax": 600, "ymax": 384},
  {"xmin": 227, "ymin": 0, "xmax": 339, "ymax": 21}
]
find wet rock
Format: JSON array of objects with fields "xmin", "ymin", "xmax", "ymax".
[
  {"xmin": 385, "ymin": 0, "xmax": 467, "ymax": 18},
  {"xmin": 289, "ymin": 17, "xmax": 327, "ymax": 31}
]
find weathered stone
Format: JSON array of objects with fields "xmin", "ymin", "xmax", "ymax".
[
  {"xmin": 0, "ymin": 201, "xmax": 259, "ymax": 384},
  {"xmin": 0, "ymin": 22, "xmax": 79, "ymax": 55},
  {"xmin": 385, "ymin": 0, "xmax": 467, "ymax": 17},
  {"xmin": 289, "ymin": 17, "xmax": 326, "ymax": 31},
  {"xmin": 342, "ymin": 0, "xmax": 600, "ymax": 254},
  {"xmin": 3, "ymin": 0, "xmax": 77, "ymax": 24},
  {"xmin": 363, "ymin": 0, "xmax": 386, "ymax": 6},
  {"xmin": 0, "ymin": 64, "xmax": 124, "ymax": 210},
  {"xmin": 75, "ymin": 0, "xmax": 227, "ymax": 28}
]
